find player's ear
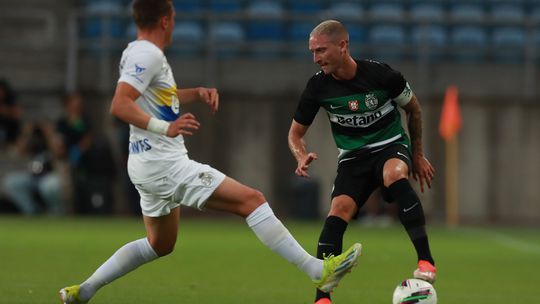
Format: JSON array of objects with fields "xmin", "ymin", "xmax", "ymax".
[
  {"xmin": 160, "ymin": 15, "xmax": 169, "ymax": 30},
  {"xmin": 339, "ymin": 39, "xmax": 348, "ymax": 54}
]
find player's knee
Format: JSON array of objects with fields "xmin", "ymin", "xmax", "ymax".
[
  {"xmin": 239, "ymin": 188, "xmax": 266, "ymax": 216},
  {"xmin": 148, "ymin": 238, "xmax": 176, "ymax": 257},
  {"xmin": 383, "ymin": 164, "xmax": 408, "ymax": 188},
  {"xmin": 329, "ymin": 198, "xmax": 357, "ymax": 221}
]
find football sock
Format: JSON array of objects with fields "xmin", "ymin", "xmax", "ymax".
[
  {"xmin": 78, "ymin": 237, "xmax": 158, "ymax": 301},
  {"xmin": 246, "ymin": 202, "xmax": 323, "ymax": 280},
  {"xmin": 315, "ymin": 216, "xmax": 348, "ymax": 301},
  {"xmin": 389, "ymin": 178, "xmax": 434, "ymax": 265}
]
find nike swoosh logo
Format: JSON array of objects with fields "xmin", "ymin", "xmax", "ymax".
[
  {"xmin": 403, "ymin": 202, "xmax": 419, "ymax": 213},
  {"xmin": 330, "ymin": 105, "xmax": 344, "ymax": 109},
  {"xmin": 397, "ymin": 151, "xmax": 409, "ymax": 160},
  {"xmin": 318, "ymin": 242, "xmax": 335, "ymax": 247},
  {"xmin": 339, "ymin": 157, "xmax": 356, "ymax": 163}
]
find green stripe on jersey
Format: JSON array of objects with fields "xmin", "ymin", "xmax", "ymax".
[{"xmin": 333, "ymin": 118, "xmax": 409, "ymax": 151}]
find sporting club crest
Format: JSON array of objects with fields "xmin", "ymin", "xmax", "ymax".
[{"xmin": 365, "ymin": 93, "xmax": 378, "ymax": 110}]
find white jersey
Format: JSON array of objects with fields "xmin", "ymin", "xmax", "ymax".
[{"xmin": 118, "ymin": 40, "xmax": 187, "ymax": 183}]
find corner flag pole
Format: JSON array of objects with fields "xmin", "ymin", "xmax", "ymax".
[{"xmin": 439, "ymin": 86, "xmax": 462, "ymax": 227}]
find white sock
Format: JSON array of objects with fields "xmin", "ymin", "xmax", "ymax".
[
  {"xmin": 78, "ymin": 238, "xmax": 158, "ymax": 301},
  {"xmin": 246, "ymin": 202, "xmax": 323, "ymax": 280}
]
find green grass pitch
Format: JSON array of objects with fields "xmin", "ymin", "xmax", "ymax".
[{"xmin": 1, "ymin": 215, "xmax": 538, "ymax": 303}]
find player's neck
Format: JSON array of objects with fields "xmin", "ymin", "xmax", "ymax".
[
  {"xmin": 332, "ymin": 57, "xmax": 357, "ymax": 81},
  {"xmin": 137, "ymin": 30, "xmax": 167, "ymax": 50}
]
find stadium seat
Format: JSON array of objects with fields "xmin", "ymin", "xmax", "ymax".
[
  {"xmin": 246, "ymin": 1, "xmax": 285, "ymax": 41},
  {"xmin": 288, "ymin": 0, "xmax": 325, "ymax": 14},
  {"xmin": 449, "ymin": 4, "xmax": 486, "ymax": 22},
  {"xmin": 209, "ymin": 21, "xmax": 245, "ymax": 58},
  {"xmin": 287, "ymin": 21, "xmax": 317, "ymax": 58},
  {"xmin": 174, "ymin": 0, "xmax": 203, "ymax": 13},
  {"xmin": 208, "ymin": 0, "xmax": 243, "ymax": 12},
  {"xmin": 324, "ymin": 2, "xmax": 364, "ymax": 20},
  {"xmin": 491, "ymin": 4, "xmax": 525, "ymax": 23},
  {"xmin": 491, "ymin": 26, "xmax": 526, "ymax": 63},
  {"xmin": 324, "ymin": 2, "xmax": 366, "ymax": 50},
  {"xmin": 410, "ymin": 3, "xmax": 445, "ymax": 22},
  {"xmin": 246, "ymin": 1, "xmax": 285, "ymax": 58},
  {"xmin": 451, "ymin": 26, "xmax": 488, "ymax": 62},
  {"xmin": 82, "ymin": 1, "xmax": 125, "ymax": 39},
  {"xmin": 125, "ymin": 23, "xmax": 137, "ymax": 39},
  {"xmin": 411, "ymin": 25, "xmax": 447, "ymax": 61},
  {"xmin": 287, "ymin": 0, "xmax": 323, "ymax": 58},
  {"xmin": 368, "ymin": 25, "xmax": 406, "ymax": 61},
  {"xmin": 169, "ymin": 21, "xmax": 204, "ymax": 57},
  {"xmin": 368, "ymin": 3, "xmax": 405, "ymax": 20}
]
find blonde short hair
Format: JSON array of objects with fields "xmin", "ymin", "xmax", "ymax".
[{"xmin": 310, "ymin": 20, "xmax": 349, "ymax": 42}]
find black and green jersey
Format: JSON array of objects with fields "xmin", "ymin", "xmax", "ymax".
[{"xmin": 294, "ymin": 59, "xmax": 411, "ymax": 158}]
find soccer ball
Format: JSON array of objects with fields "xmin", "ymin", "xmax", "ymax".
[{"xmin": 392, "ymin": 278, "xmax": 437, "ymax": 304}]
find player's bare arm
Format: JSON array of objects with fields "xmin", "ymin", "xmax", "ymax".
[
  {"xmin": 402, "ymin": 94, "xmax": 435, "ymax": 192},
  {"xmin": 177, "ymin": 87, "xmax": 219, "ymax": 114},
  {"xmin": 288, "ymin": 120, "xmax": 318, "ymax": 177},
  {"xmin": 111, "ymin": 82, "xmax": 200, "ymax": 137}
]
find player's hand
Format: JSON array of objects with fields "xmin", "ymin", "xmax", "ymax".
[
  {"xmin": 167, "ymin": 113, "xmax": 200, "ymax": 137},
  {"xmin": 198, "ymin": 87, "xmax": 219, "ymax": 114},
  {"xmin": 412, "ymin": 154, "xmax": 435, "ymax": 193},
  {"xmin": 295, "ymin": 152, "xmax": 318, "ymax": 177}
]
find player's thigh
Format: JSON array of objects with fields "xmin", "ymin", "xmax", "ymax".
[
  {"xmin": 205, "ymin": 176, "xmax": 265, "ymax": 217},
  {"xmin": 333, "ymin": 163, "xmax": 377, "ymax": 210},
  {"xmin": 143, "ymin": 207, "xmax": 180, "ymax": 255},
  {"xmin": 375, "ymin": 144, "xmax": 411, "ymax": 187}
]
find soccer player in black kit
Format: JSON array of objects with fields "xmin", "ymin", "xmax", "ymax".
[{"xmin": 287, "ymin": 20, "xmax": 437, "ymax": 304}]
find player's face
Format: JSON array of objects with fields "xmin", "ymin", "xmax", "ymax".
[{"xmin": 309, "ymin": 34, "xmax": 344, "ymax": 75}]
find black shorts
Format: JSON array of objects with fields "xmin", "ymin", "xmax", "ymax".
[{"xmin": 331, "ymin": 144, "xmax": 412, "ymax": 208}]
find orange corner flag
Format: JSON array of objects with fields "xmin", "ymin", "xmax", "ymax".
[{"xmin": 439, "ymin": 85, "xmax": 462, "ymax": 141}]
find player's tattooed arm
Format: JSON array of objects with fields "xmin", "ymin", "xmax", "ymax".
[{"xmin": 402, "ymin": 94, "xmax": 434, "ymax": 192}]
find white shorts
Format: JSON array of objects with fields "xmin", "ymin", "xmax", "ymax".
[{"xmin": 133, "ymin": 158, "xmax": 226, "ymax": 217}]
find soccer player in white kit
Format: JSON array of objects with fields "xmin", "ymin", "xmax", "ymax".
[{"xmin": 59, "ymin": 1, "xmax": 361, "ymax": 303}]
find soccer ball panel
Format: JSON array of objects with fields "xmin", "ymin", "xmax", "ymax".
[{"xmin": 392, "ymin": 278, "xmax": 437, "ymax": 304}]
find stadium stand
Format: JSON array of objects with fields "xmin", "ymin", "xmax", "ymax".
[{"xmin": 209, "ymin": 21, "xmax": 245, "ymax": 58}]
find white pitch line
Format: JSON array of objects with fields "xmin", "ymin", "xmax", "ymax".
[{"xmin": 461, "ymin": 227, "xmax": 540, "ymax": 255}]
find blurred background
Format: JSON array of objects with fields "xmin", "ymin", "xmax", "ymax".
[{"xmin": 0, "ymin": 0, "xmax": 538, "ymax": 226}]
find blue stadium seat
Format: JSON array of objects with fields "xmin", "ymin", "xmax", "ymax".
[
  {"xmin": 208, "ymin": 0, "xmax": 243, "ymax": 12},
  {"xmin": 491, "ymin": 4, "xmax": 525, "ymax": 23},
  {"xmin": 246, "ymin": 1, "xmax": 285, "ymax": 41},
  {"xmin": 288, "ymin": 0, "xmax": 325, "ymax": 13},
  {"xmin": 411, "ymin": 25, "xmax": 447, "ymax": 61},
  {"xmin": 287, "ymin": 21, "xmax": 317, "ymax": 58},
  {"xmin": 531, "ymin": 5, "xmax": 540, "ymax": 21},
  {"xmin": 410, "ymin": 3, "xmax": 445, "ymax": 22},
  {"xmin": 174, "ymin": 0, "xmax": 203, "ymax": 13},
  {"xmin": 412, "ymin": 25, "xmax": 447, "ymax": 46},
  {"xmin": 125, "ymin": 23, "xmax": 137, "ymax": 39},
  {"xmin": 491, "ymin": 26, "xmax": 526, "ymax": 63},
  {"xmin": 451, "ymin": 26, "xmax": 488, "ymax": 62},
  {"xmin": 368, "ymin": 25, "xmax": 406, "ymax": 61},
  {"xmin": 369, "ymin": 3, "xmax": 405, "ymax": 20},
  {"xmin": 209, "ymin": 21, "xmax": 245, "ymax": 58},
  {"xmin": 324, "ymin": 2, "xmax": 365, "ymax": 47},
  {"xmin": 450, "ymin": 4, "xmax": 486, "ymax": 21},
  {"xmin": 169, "ymin": 21, "xmax": 204, "ymax": 57},
  {"xmin": 324, "ymin": 2, "xmax": 364, "ymax": 20},
  {"xmin": 82, "ymin": 1, "xmax": 125, "ymax": 39},
  {"xmin": 246, "ymin": 1, "xmax": 285, "ymax": 58}
]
